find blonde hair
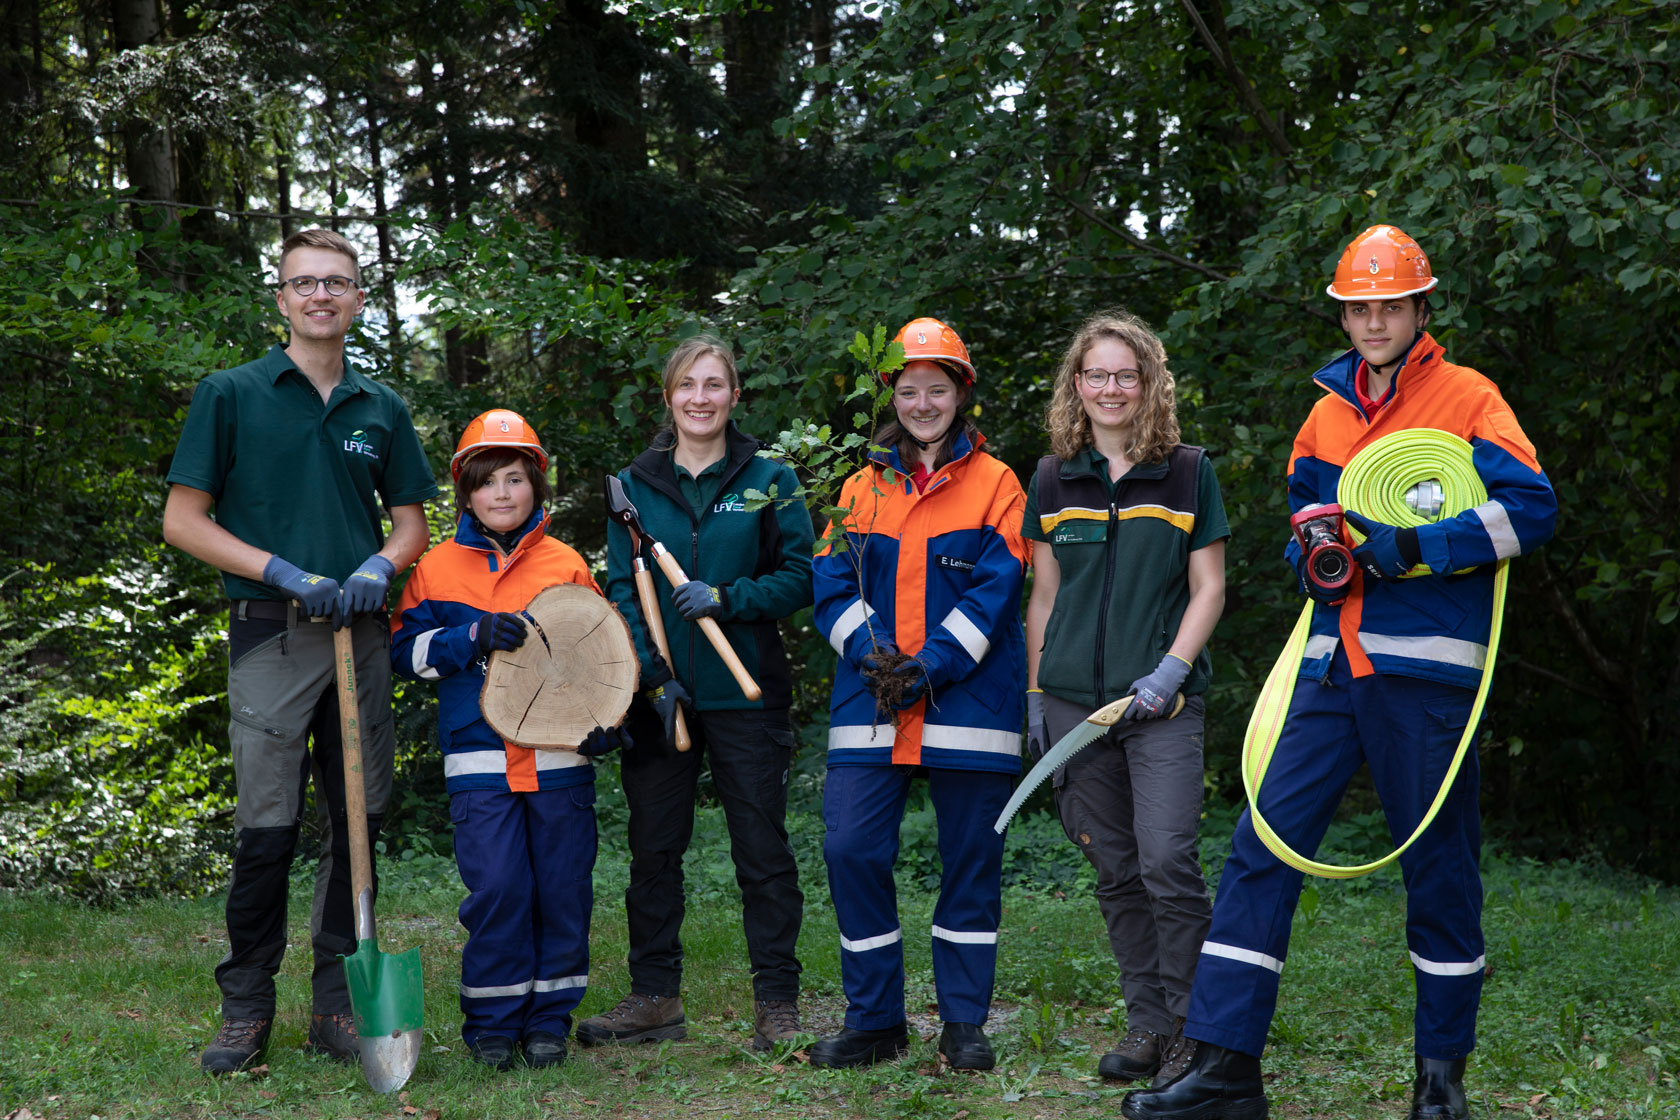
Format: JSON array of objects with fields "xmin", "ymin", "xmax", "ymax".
[
  {"xmin": 278, "ymin": 228, "xmax": 361, "ymax": 283},
  {"xmin": 1045, "ymin": 309, "xmax": 1179, "ymax": 463}
]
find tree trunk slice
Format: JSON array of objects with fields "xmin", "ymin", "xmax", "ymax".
[{"xmin": 480, "ymin": 584, "xmax": 639, "ymax": 749}]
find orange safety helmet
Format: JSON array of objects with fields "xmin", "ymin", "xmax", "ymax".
[
  {"xmin": 1326, "ymin": 224, "xmax": 1439, "ymax": 301},
  {"xmin": 451, "ymin": 409, "xmax": 548, "ymax": 480},
  {"xmin": 888, "ymin": 317, "xmax": 976, "ymax": 387}
]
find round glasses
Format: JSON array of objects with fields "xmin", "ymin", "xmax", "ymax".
[
  {"xmin": 280, "ymin": 274, "xmax": 356, "ymax": 297},
  {"xmin": 1080, "ymin": 367, "xmax": 1140, "ymax": 390}
]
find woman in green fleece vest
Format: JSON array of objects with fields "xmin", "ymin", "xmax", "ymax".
[
  {"xmin": 1022, "ymin": 309, "xmax": 1230, "ymax": 1087},
  {"xmin": 584, "ymin": 336, "xmax": 816, "ymax": 1054}
]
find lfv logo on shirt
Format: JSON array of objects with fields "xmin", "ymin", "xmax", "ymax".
[
  {"xmin": 713, "ymin": 491, "xmax": 748, "ymax": 513},
  {"xmin": 342, "ymin": 429, "xmax": 381, "ymax": 460}
]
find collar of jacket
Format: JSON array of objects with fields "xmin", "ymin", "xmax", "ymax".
[
  {"xmin": 867, "ymin": 428, "xmax": 986, "ymax": 477},
  {"xmin": 1311, "ymin": 331, "xmax": 1444, "ymax": 413},
  {"xmin": 453, "ymin": 507, "xmax": 550, "ymax": 554},
  {"xmin": 630, "ymin": 421, "xmax": 768, "ymax": 507},
  {"xmin": 1057, "ymin": 444, "xmax": 1170, "ymax": 483}
]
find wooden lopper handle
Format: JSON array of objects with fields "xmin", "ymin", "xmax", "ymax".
[
  {"xmin": 635, "ymin": 560, "xmax": 691, "ymax": 751},
  {"xmin": 649, "ymin": 546, "xmax": 763, "ymax": 703}
]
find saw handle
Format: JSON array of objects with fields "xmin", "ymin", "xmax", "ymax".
[
  {"xmin": 649, "ymin": 545, "xmax": 763, "ymax": 702},
  {"xmin": 332, "ymin": 626, "xmax": 377, "ymax": 940},
  {"xmin": 635, "ymin": 559, "xmax": 691, "ymax": 751}
]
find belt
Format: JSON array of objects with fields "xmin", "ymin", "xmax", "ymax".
[{"xmin": 231, "ymin": 601, "xmax": 391, "ymax": 624}]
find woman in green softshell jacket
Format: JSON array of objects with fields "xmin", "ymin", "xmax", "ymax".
[{"xmin": 579, "ymin": 336, "xmax": 815, "ymax": 1054}]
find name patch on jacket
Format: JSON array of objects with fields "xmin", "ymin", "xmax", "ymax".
[{"xmin": 934, "ymin": 554, "xmax": 976, "ymax": 572}]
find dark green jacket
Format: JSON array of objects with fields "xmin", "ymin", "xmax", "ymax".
[
  {"xmin": 1024, "ymin": 444, "xmax": 1229, "ymax": 707},
  {"xmin": 605, "ymin": 424, "xmax": 815, "ymax": 711}
]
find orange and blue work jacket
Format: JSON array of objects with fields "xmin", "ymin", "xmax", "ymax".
[
  {"xmin": 391, "ymin": 510, "xmax": 601, "ymax": 794},
  {"xmin": 1285, "ymin": 332, "xmax": 1557, "ymax": 689},
  {"xmin": 813, "ymin": 432, "xmax": 1029, "ymax": 773}
]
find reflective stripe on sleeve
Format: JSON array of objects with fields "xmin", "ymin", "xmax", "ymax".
[
  {"xmin": 412, "ymin": 629, "xmax": 444, "ymax": 681},
  {"xmin": 827, "ymin": 598, "xmax": 877, "ymax": 654},
  {"xmin": 940, "ymin": 607, "xmax": 991, "ymax": 664},
  {"xmin": 1202, "ymin": 940, "xmax": 1285, "ymax": 974},
  {"xmin": 1473, "ymin": 500, "xmax": 1521, "ymax": 560}
]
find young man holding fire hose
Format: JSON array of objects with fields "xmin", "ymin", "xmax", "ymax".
[{"xmin": 1121, "ymin": 225, "xmax": 1557, "ymax": 1120}]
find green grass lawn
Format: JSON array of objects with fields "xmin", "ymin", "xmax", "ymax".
[{"xmin": 2, "ymin": 807, "xmax": 1677, "ymax": 1119}]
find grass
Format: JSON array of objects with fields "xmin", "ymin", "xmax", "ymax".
[{"xmin": 2, "ymin": 805, "xmax": 1678, "ymax": 1120}]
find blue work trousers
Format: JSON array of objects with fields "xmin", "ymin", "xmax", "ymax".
[
  {"xmin": 823, "ymin": 765, "xmax": 1011, "ymax": 1029},
  {"xmin": 450, "ymin": 785, "xmax": 597, "ymax": 1044},
  {"xmin": 1186, "ymin": 649, "xmax": 1484, "ymax": 1060}
]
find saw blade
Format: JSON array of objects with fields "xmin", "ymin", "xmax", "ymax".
[{"xmin": 992, "ymin": 693, "xmax": 1138, "ymax": 834}]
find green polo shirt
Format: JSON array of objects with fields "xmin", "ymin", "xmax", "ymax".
[
  {"xmin": 672, "ymin": 451, "xmax": 728, "ymax": 519},
  {"xmin": 166, "ymin": 344, "xmax": 439, "ymax": 601},
  {"xmin": 1024, "ymin": 445, "xmax": 1229, "ymax": 705}
]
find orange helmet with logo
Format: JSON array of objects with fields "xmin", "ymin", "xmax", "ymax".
[
  {"xmin": 451, "ymin": 409, "xmax": 548, "ymax": 480},
  {"xmin": 888, "ymin": 317, "xmax": 976, "ymax": 387},
  {"xmin": 1326, "ymin": 224, "xmax": 1439, "ymax": 301}
]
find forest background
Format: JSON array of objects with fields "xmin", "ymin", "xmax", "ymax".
[{"xmin": 1, "ymin": 0, "xmax": 1677, "ymax": 903}]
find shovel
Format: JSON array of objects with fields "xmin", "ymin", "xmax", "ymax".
[
  {"xmin": 992, "ymin": 690, "xmax": 1186, "ymax": 834},
  {"xmin": 333, "ymin": 625, "xmax": 424, "ymax": 1093}
]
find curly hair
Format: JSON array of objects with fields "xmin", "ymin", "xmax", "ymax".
[{"xmin": 1045, "ymin": 309, "xmax": 1179, "ymax": 464}]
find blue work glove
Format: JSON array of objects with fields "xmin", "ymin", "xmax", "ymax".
[
  {"xmin": 672, "ymin": 579, "xmax": 725, "ymax": 621},
  {"xmin": 1344, "ymin": 510, "xmax": 1422, "ymax": 582},
  {"xmin": 860, "ymin": 641, "xmax": 901, "ymax": 677},
  {"xmin": 1124, "ymin": 653, "xmax": 1192, "ymax": 721},
  {"xmin": 337, "ymin": 554, "xmax": 395, "ymax": 628},
  {"xmin": 473, "ymin": 611, "xmax": 528, "ymax": 656},
  {"xmin": 645, "ymin": 675, "xmax": 691, "ymax": 746},
  {"xmin": 1026, "ymin": 689, "xmax": 1048, "ymax": 763},
  {"xmin": 262, "ymin": 556, "xmax": 341, "ymax": 621},
  {"xmin": 889, "ymin": 658, "xmax": 932, "ymax": 711},
  {"xmin": 578, "ymin": 724, "xmax": 632, "ymax": 757}
]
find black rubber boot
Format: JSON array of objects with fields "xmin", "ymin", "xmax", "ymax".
[
  {"xmin": 1119, "ymin": 1040, "xmax": 1269, "ymax": 1119},
  {"xmin": 809, "ymin": 1023, "xmax": 909, "ymax": 1068},
  {"xmin": 467, "ymin": 1034, "xmax": 518, "ymax": 1071},
  {"xmin": 1408, "ymin": 1056, "xmax": 1468, "ymax": 1120},
  {"xmin": 938, "ymin": 1022, "xmax": 995, "ymax": 1071},
  {"xmin": 523, "ymin": 1030, "xmax": 568, "ymax": 1069}
]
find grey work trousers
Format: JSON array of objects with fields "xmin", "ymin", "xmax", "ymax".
[
  {"xmin": 215, "ymin": 606, "xmax": 395, "ymax": 1020},
  {"xmin": 1045, "ymin": 691, "xmax": 1211, "ymax": 1035}
]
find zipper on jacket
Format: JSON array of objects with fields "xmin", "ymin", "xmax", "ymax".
[{"xmin": 1093, "ymin": 494, "xmax": 1120, "ymax": 702}]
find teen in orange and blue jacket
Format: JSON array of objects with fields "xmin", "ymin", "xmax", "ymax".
[
  {"xmin": 391, "ymin": 410, "xmax": 625, "ymax": 1072},
  {"xmin": 1124, "ymin": 228, "xmax": 1557, "ymax": 1120},
  {"xmin": 810, "ymin": 318, "xmax": 1028, "ymax": 1073}
]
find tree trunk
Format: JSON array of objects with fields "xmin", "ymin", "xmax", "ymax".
[{"xmin": 109, "ymin": 0, "xmax": 176, "ymax": 215}]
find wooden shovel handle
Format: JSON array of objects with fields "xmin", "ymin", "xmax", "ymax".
[
  {"xmin": 649, "ymin": 548, "xmax": 764, "ymax": 702},
  {"xmin": 333, "ymin": 626, "xmax": 375, "ymax": 911},
  {"xmin": 635, "ymin": 565, "xmax": 691, "ymax": 751}
]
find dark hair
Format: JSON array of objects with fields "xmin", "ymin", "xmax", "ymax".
[
  {"xmin": 279, "ymin": 228, "xmax": 361, "ymax": 283},
  {"xmin": 453, "ymin": 448, "xmax": 551, "ymax": 517}
]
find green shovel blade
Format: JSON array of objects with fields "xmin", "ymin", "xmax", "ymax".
[{"xmin": 343, "ymin": 940, "xmax": 423, "ymax": 1093}]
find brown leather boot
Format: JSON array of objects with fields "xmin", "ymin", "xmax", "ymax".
[
  {"xmin": 201, "ymin": 1016, "xmax": 272, "ymax": 1075},
  {"xmin": 576, "ymin": 992, "xmax": 686, "ymax": 1045},
  {"xmin": 1099, "ymin": 1027, "xmax": 1162, "ymax": 1081},
  {"xmin": 752, "ymin": 999, "xmax": 803, "ymax": 1051}
]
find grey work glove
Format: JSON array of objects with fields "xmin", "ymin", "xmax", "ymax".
[
  {"xmin": 672, "ymin": 579, "xmax": 725, "ymax": 621},
  {"xmin": 645, "ymin": 675, "xmax": 691, "ymax": 746},
  {"xmin": 262, "ymin": 556, "xmax": 341, "ymax": 622},
  {"xmin": 1026, "ymin": 689, "xmax": 1048, "ymax": 763},
  {"xmin": 337, "ymin": 554, "xmax": 395, "ymax": 628},
  {"xmin": 1124, "ymin": 653, "xmax": 1192, "ymax": 721}
]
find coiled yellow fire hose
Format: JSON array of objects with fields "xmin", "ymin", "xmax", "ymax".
[{"xmin": 1241, "ymin": 428, "xmax": 1509, "ymax": 879}]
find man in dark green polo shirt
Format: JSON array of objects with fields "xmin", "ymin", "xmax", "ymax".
[{"xmin": 163, "ymin": 229, "xmax": 438, "ymax": 1075}]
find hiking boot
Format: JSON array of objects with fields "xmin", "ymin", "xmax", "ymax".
[
  {"xmin": 752, "ymin": 999, "xmax": 803, "ymax": 1051},
  {"xmin": 467, "ymin": 1034, "xmax": 518, "ymax": 1071},
  {"xmin": 938, "ymin": 1022, "xmax": 996, "ymax": 1071},
  {"xmin": 522, "ymin": 1030, "xmax": 568, "ymax": 1069},
  {"xmin": 1099, "ymin": 1027, "xmax": 1162, "ymax": 1082},
  {"xmin": 809, "ymin": 1023, "xmax": 909, "ymax": 1068},
  {"xmin": 575, "ymin": 992, "xmax": 687, "ymax": 1046},
  {"xmin": 201, "ymin": 1016, "xmax": 272, "ymax": 1075},
  {"xmin": 1408, "ymin": 1055, "xmax": 1468, "ymax": 1120},
  {"xmin": 303, "ymin": 1011, "xmax": 359, "ymax": 1064},
  {"xmin": 1120, "ymin": 1040, "xmax": 1268, "ymax": 1120},
  {"xmin": 1154, "ymin": 1017, "xmax": 1195, "ymax": 1087}
]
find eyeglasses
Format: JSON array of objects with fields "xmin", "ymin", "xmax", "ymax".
[
  {"xmin": 1080, "ymin": 367, "xmax": 1140, "ymax": 389},
  {"xmin": 280, "ymin": 274, "xmax": 356, "ymax": 297}
]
